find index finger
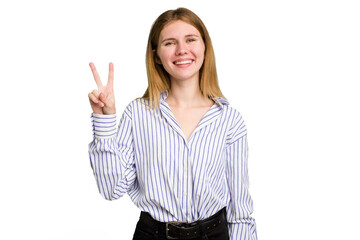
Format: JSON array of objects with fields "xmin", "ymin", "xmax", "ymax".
[{"xmin": 89, "ymin": 62, "xmax": 103, "ymax": 90}]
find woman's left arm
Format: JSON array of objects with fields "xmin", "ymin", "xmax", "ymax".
[{"xmin": 225, "ymin": 112, "xmax": 257, "ymax": 240}]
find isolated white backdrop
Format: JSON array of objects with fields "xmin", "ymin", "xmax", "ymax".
[{"xmin": 1, "ymin": 0, "xmax": 359, "ymax": 239}]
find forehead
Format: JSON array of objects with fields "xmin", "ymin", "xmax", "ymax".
[{"xmin": 159, "ymin": 20, "xmax": 201, "ymax": 39}]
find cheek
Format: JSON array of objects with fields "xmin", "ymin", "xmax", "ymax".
[
  {"xmin": 193, "ymin": 44, "xmax": 205, "ymax": 60},
  {"xmin": 158, "ymin": 51, "xmax": 173, "ymax": 65},
  {"xmin": 194, "ymin": 49, "xmax": 205, "ymax": 62}
]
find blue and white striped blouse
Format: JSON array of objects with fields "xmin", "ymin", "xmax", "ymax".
[{"xmin": 88, "ymin": 90, "xmax": 257, "ymax": 239}]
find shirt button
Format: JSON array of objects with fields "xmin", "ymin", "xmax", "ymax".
[
  {"xmin": 184, "ymin": 192, "xmax": 187, "ymax": 196},
  {"xmin": 184, "ymin": 168, "xmax": 187, "ymax": 171}
]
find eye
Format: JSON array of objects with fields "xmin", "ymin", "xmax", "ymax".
[
  {"xmin": 164, "ymin": 41, "xmax": 174, "ymax": 46},
  {"xmin": 187, "ymin": 38, "xmax": 196, "ymax": 43}
]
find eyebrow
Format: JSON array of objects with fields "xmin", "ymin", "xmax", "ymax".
[{"xmin": 161, "ymin": 34, "xmax": 200, "ymax": 44}]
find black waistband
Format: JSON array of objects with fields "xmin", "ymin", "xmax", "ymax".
[{"xmin": 139, "ymin": 208, "xmax": 227, "ymax": 239}]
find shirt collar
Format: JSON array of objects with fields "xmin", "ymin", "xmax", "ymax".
[{"xmin": 160, "ymin": 90, "xmax": 229, "ymax": 109}]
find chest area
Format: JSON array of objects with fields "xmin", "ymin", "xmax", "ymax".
[
  {"xmin": 132, "ymin": 105, "xmax": 229, "ymax": 173},
  {"xmin": 170, "ymin": 106, "xmax": 212, "ymax": 141}
]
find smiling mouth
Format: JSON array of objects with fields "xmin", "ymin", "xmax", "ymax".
[{"xmin": 174, "ymin": 60, "xmax": 193, "ymax": 65}]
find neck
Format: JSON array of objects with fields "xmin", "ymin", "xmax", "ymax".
[{"xmin": 166, "ymin": 76, "xmax": 212, "ymax": 108}]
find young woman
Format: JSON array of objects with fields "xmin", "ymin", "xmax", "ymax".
[{"xmin": 88, "ymin": 7, "xmax": 257, "ymax": 240}]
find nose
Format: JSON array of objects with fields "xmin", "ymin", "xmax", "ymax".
[{"xmin": 175, "ymin": 42, "xmax": 188, "ymax": 56}]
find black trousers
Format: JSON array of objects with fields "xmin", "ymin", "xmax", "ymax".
[{"xmin": 132, "ymin": 209, "xmax": 229, "ymax": 240}]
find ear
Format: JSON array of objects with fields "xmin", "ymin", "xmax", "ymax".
[{"xmin": 153, "ymin": 49, "xmax": 162, "ymax": 65}]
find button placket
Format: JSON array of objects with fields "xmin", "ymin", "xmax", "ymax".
[
  {"xmin": 182, "ymin": 145, "xmax": 189, "ymax": 220},
  {"xmin": 186, "ymin": 149, "xmax": 195, "ymax": 222}
]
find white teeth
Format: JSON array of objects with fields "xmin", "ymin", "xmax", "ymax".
[{"xmin": 175, "ymin": 60, "xmax": 192, "ymax": 65}]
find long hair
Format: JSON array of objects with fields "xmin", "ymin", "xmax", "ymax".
[{"xmin": 138, "ymin": 7, "xmax": 226, "ymax": 110}]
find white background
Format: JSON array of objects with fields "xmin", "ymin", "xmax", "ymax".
[{"xmin": 1, "ymin": 0, "xmax": 359, "ymax": 239}]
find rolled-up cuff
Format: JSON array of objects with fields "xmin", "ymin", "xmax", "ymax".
[
  {"xmin": 91, "ymin": 113, "xmax": 117, "ymax": 138},
  {"xmin": 228, "ymin": 220, "xmax": 257, "ymax": 240}
]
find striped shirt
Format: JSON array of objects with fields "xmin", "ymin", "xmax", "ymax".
[{"xmin": 88, "ymin": 90, "xmax": 257, "ymax": 239}]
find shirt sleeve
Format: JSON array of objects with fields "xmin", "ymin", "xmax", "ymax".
[
  {"xmin": 88, "ymin": 105, "xmax": 136, "ymax": 201},
  {"xmin": 225, "ymin": 110, "xmax": 257, "ymax": 239}
]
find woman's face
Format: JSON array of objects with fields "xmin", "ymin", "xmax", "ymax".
[{"xmin": 156, "ymin": 20, "xmax": 205, "ymax": 83}]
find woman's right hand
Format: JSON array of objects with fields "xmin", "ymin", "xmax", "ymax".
[{"xmin": 88, "ymin": 62, "xmax": 116, "ymax": 115}]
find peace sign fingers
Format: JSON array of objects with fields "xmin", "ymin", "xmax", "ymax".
[{"xmin": 88, "ymin": 62, "xmax": 117, "ymax": 115}]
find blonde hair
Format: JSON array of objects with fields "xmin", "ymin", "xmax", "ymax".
[{"xmin": 138, "ymin": 7, "xmax": 226, "ymax": 109}]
